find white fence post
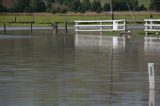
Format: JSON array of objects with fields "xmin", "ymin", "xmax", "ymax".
[
  {"xmin": 100, "ymin": 21, "xmax": 103, "ymax": 32},
  {"xmin": 75, "ymin": 22, "xmax": 79, "ymax": 34},
  {"xmin": 150, "ymin": 21, "xmax": 153, "ymax": 30},
  {"xmin": 113, "ymin": 20, "xmax": 118, "ymax": 30},
  {"xmin": 148, "ymin": 63, "xmax": 155, "ymax": 90}
]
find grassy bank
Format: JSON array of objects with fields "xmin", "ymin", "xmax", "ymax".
[{"xmin": 0, "ymin": 12, "xmax": 160, "ymax": 27}]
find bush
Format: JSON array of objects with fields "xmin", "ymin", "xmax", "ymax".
[
  {"xmin": 96, "ymin": 7, "xmax": 102, "ymax": 13},
  {"xmin": 138, "ymin": 5, "xmax": 147, "ymax": 11},
  {"xmin": 102, "ymin": 3, "xmax": 110, "ymax": 11},
  {"xmin": 24, "ymin": 7, "xmax": 31, "ymax": 13},
  {"xmin": 60, "ymin": 8, "xmax": 67, "ymax": 13},
  {"xmin": 51, "ymin": 8, "xmax": 56, "ymax": 14}
]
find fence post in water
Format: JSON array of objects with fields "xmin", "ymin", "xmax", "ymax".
[
  {"xmin": 64, "ymin": 21, "xmax": 68, "ymax": 33},
  {"xmin": 52, "ymin": 22, "xmax": 58, "ymax": 34},
  {"xmin": 30, "ymin": 23, "xmax": 33, "ymax": 33},
  {"xmin": 75, "ymin": 22, "xmax": 79, "ymax": 35},
  {"xmin": 124, "ymin": 19, "xmax": 127, "ymax": 32},
  {"xmin": 33, "ymin": 16, "xmax": 35, "ymax": 22},
  {"xmin": 15, "ymin": 16, "xmax": 17, "ymax": 22},
  {"xmin": 4, "ymin": 22, "xmax": 6, "ymax": 33},
  {"xmin": 148, "ymin": 63, "xmax": 155, "ymax": 90},
  {"xmin": 100, "ymin": 21, "xmax": 103, "ymax": 32}
]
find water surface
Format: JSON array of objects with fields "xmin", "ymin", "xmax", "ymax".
[{"xmin": 0, "ymin": 31, "xmax": 160, "ymax": 106}]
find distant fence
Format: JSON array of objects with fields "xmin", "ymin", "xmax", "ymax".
[
  {"xmin": 0, "ymin": 21, "xmax": 69, "ymax": 34},
  {"xmin": 144, "ymin": 19, "xmax": 160, "ymax": 32},
  {"xmin": 75, "ymin": 20, "xmax": 126, "ymax": 33}
]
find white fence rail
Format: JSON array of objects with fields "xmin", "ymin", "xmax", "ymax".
[
  {"xmin": 75, "ymin": 20, "xmax": 126, "ymax": 32},
  {"xmin": 144, "ymin": 19, "xmax": 160, "ymax": 32}
]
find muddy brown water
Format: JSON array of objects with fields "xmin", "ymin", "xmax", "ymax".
[{"xmin": 0, "ymin": 30, "xmax": 160, "ymax": 106}]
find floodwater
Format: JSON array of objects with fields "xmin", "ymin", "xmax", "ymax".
[{"xmin": 0, "ymin": 30, "xmax": 160, "ymax": 106}]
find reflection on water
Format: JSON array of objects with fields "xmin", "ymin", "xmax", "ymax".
[
  {"xmin": 149, "ymin": 90, "xmax": 155, "ymax": 106},
  {"xmin": 0, "ymin": 32, "xmax": 160, "ymax": 106},
  {"xmin": 144, "ymin": 37, "xmax": 160, "ymax": 52}
]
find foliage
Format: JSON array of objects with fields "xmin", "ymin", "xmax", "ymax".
[
  {"xmin": 70, "ymin": 0, "xmax": 81, "ymax": 12},
  {"xmin": 0, "ymin": 0, "xmax": 6, "ymax": 12},
  {"xmin": 150, "ymin": 0, "xmax": 160, "ymax": 11},
  {"xmin": 102, "ymin": 3, "xmax": 110, "ymax": 11},
  {"xmin": 46, "ymin": 0, "xmax": 55, "ymax": 10},
  {"xmin": 81, "ymin": 0, "xmax": 91, "ymax": 11},
  {"xmin": 12, "ymin": 0, "xmax": 30, "ymax": 12},
  {"xmin": 112, "ymin": 0, "xmax": 148, "ymax": 11},
  {"xmin": 113, "ymin": 0, "xmax": 127, "ymax": 11},
  {"xmin": 138, "ymin": 5, "xmax": 147, "ymax": 11},
  {"xmin": 113, "ymin": 0, "xmax": 140, "ymax": 11},
  {"xmin": 30, "ymin": 0, "xmax": 46, "ymax": 12},
  {"xmin": 50, "ymin": 2, "xmax": 68, "ymax": 13},
  {"xmin": 90, "ymin": 0, "xmax": 101, "ymax": 11},
  {"xmin": 1, "ymin": 0, "xmax": 160, "ymax": 13}
]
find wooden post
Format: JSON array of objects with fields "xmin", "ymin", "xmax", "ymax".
[
  {"xmin": 148, "ymin": 63, "xmax": 155, "ymax": 90},
  {"xmin": 4, "ymin": 22, "xmax": 6, "ymax": 33},
  {"xmin": 15, "ymin": 16, "xmax": 16, "ymax": 22},
  {"xmin": 55, "ymin": 22, "xmax": 58, "ymax": 34},
  {"xmin": 30, "ymin": 23, "xmax": 32, "ymax": 33},
  {"xmin": 64, "ymin": 21, "xmax": 68, "ymax": 33},
  {"xmin": 124, "ymin": 19, "xmax": 127, "ymax": 32},
  {"xmin": 33, "ymin": 16, "xmax": 34, "ymax": 22}
]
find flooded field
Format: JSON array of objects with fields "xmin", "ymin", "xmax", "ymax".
[{"xmin": 0, "ymin": 30, "xmax": 160, "ymax": 106}]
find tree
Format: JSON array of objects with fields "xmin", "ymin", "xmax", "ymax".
[
  {"xmin": 102, "ymin": 2, "xmax": 110, "ymax": 11},
  {"xmin": 138, "ymin": 4, "xmax": 147, "ymax": 11},
  {"xmin": 46, "ymin": 0, "xmax": 55, "ymax": 9},
  {"xmin": 126, "ymin": 0, "xmax": 139, "ymax": 11},
  {"xmin": 90, "ymin": 0, "xmax": 101, "ymax": 11},
  {"xmin": 81, "ymin": 0, "xmax": 91, "ymax": 11},
  {"xmin": 150, "ymin": 0, "xmax": 160, "ymax": 11},
  {"xmin": 50, "ymin": 1, "xmax": 68, "ymax": 13},
  {"xmin": 46, "ymin": 0, "xmax": 53, "ymax": 12},
  {"xmin": 12, "ymin": 0, "xmax": 30, "ymax": 12},
  {"xmin": 113, "ymin": 0, "xmax": 128, "ymax": 11},
  {"xmin": 30, "ymin": 0, "xmax": 46, "ymax": 12},
  {"xmin": 0, "ymin": 0, "xmax": 5, "ymax": 12},
  {"xmin": 113, "ymin": 0, "xmax": 139, "ymax": 11},
  {"xmin": 70, "ymin": 0, "xmax": 81, "ymax": 12}
]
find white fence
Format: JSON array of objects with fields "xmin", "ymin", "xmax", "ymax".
[
  {"xmin": 75, "ymin": 20, "xmax": 126, "ymax": 32},
  {"xmin": 144, "ymin": 19, "xmax": 160, "ymax": 32}
]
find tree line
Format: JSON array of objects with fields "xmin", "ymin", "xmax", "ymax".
[{"xmin": 0, "ymin": 0, "xmax": 160, "ymax": 13}]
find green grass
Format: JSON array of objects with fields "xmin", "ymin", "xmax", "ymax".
[{"xmin": 0, "ymin": 15, "xmax": 111, "ymax": 26}]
